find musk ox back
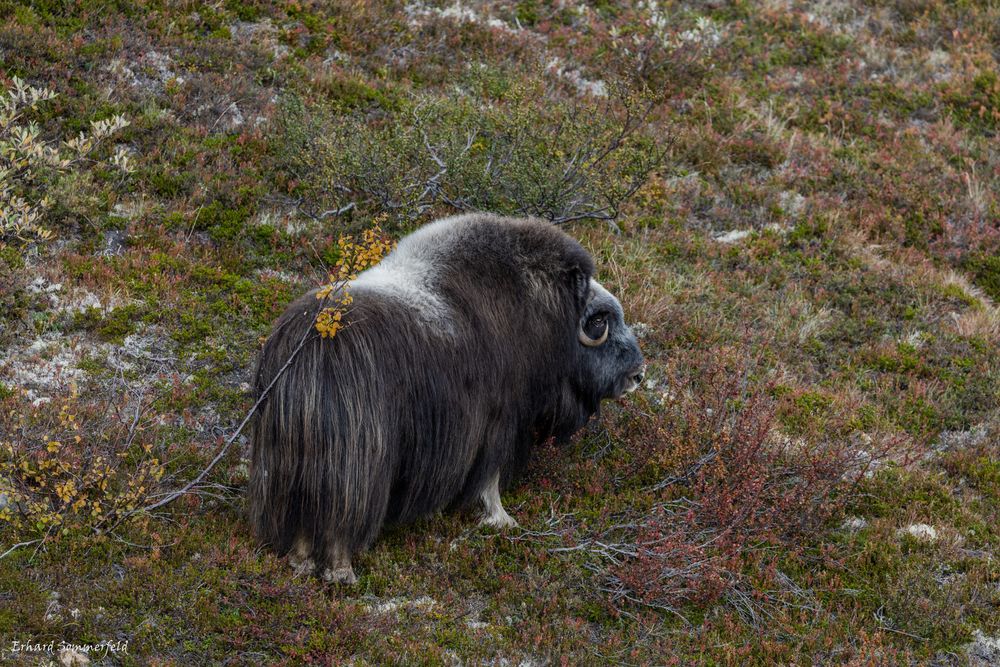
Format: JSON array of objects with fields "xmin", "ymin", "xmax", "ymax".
[{"xmin": 248, "ymin": 213, "xmax": 644, "ymax": 583}]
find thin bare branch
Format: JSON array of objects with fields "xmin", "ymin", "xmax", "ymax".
[
  {"xmin": 132, "ymin": 310, "xmax": 318, "ymax": 517},
  {"xmin": 0, "ymin": 539, "xmax": 41, "ymax": 560}
]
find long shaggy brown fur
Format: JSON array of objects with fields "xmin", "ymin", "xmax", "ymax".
[{"xmin": 248, "ymin": 213, "xmax": 643, "ymax": 581}]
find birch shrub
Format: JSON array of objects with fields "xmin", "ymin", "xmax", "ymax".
[{"xmin": 277, "ymin": 79, "xmax": 663, "ymax": 227}]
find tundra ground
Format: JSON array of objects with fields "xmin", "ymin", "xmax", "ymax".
[{"xmin": 1, "ymin": 1, "xmax": 998, "ymax": 665}]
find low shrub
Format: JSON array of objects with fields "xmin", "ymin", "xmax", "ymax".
[
  {"xmin": 0, "ymin": 392, "xmax": 163, "ymax": 540},
  {"xmin": 275, "ymin": 77, "xmax": 663, "ymax": 228},
  {"xmin": 0, "ymin": 76, "xmax": 133, "ymax": 248}
]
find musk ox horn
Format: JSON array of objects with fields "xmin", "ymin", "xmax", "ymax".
[
  {"xmin": 579, "ymin": 320, "xmax": 609, "ymax": 347},
  {"xmin": 247, "ymin": 213, "xmax": 644, "ymax": 583}
]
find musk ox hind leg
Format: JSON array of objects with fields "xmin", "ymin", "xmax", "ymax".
[
  {"xmin": 288, "ymin": 536, "xmax": 316, "ymax": 578},
  {"xmin": 479, "ymin": 472, "xmax": 518, "ymax": 529},
  {"xmin": 285, "ymin": 535, "xmax": 357, "ymax": 584},
  {"xmin": 320, "ymin": 539, "xmax": 358, "ymax": 585}
]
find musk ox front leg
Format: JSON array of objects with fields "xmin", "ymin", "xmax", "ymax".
[{"xmin": 479, "ymin": 472, "xmax": 518, "ymax": 529}]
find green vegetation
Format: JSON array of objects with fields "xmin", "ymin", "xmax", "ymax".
[{"xmin": 0, "ymin": 1, "xmax": 998, "ymax": 664}]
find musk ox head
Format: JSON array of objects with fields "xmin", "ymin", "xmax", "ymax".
[
  {"xmin": 248, "ymin": 213, "xmax": 643, "ymax": 584},
  {"xmin": 578, "ymin": 278, "xmax": 645, "ymax": 400}
]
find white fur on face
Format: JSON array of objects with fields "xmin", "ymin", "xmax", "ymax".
[
  {"xmin": 587, "ymin": 278, "xmax": 618, "ymax": 311},
  {"xmin": 583, "ymin": 277, "xmax": 645, "ymax": 398},
  {"xmin": 622, "ymin": 365, "xmax": 646, "ymax": 394}
]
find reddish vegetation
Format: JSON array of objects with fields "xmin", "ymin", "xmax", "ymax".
[{"xmin": 579, "ymin": 353, "xmax": 853, "ymax": 615}]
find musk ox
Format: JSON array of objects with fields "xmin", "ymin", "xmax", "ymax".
[{"xmin": 248, "ymin": 213, "xmax": 644, "ymax": 583}]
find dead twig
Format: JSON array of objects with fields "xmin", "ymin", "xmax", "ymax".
[
  {"xmin": 140, "ymin": 321, "xmax": 314, "ymax": 514},
  {"xmin": 101, "ymin": 309, "xmax": 319, "ymax": 533},
  {"xmin": 0, "ymin": 539, "xmax": 42, "ymax": 560}
]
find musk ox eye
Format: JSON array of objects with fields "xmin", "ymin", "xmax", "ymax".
[{"xmin": 579, "ymin": 312, "xmax": 610, "ymax": 347}]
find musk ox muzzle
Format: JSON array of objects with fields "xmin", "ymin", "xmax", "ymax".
[{"xmin": 248, "ymin": 213, "xmax": 644, "ymax": 583}]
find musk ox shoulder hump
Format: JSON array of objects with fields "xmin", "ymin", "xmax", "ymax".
[
  {"xmin": 350, "ymin": 213, "xmax": 592, "ymax": 331},
  {"xmin": 350, "ymin": 218, "xmax": 461, "ymax": 332}
]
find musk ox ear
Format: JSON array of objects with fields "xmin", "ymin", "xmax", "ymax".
[{"xmin": 568, "ymin": 266, "xmax": 591, "ymax": 314}]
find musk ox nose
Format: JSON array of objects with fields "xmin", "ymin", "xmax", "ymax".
[
  {"xmin": 621, "ymin": 364, "xmax": 645, "ymax": 396},
  {"xmin": 627, "ymin": 364, "xmax": 645, "ymax": 387}
]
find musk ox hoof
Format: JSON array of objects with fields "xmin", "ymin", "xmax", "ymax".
[
  {"xmin": 322, "ymin": 566, "xmax": 358, "ymax": 585},
  {"xmin": 288, "ymin": 555, "xmax": 315, "ymax": 578},
  {"xmin": 480, "ymin": 511, "xmax": 518, "ymax": 530}
]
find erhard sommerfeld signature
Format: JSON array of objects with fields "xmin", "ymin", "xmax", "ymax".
[{"xmin": 9, "ymin": 639, "xmax": 129, "ymax": 657}]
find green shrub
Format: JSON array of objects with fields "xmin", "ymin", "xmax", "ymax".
[
  {"xmin": 966, "ymin": 253, "xmax": 1000, "ymax": 301},
  {"xmin": 0, "ymin": 76, "xmax": 133, "ymax": 248},
  {"xmin": 276, "ymin": 78, "xmax": 663, "ymax": 227}
]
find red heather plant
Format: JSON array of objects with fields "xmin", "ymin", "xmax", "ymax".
[{"xmin": 588, "ymin": 350, "xmax": 894, "ymax": 619}]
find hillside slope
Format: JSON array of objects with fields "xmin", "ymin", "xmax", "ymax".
[{"xmin": 1, "ymin": 1, "xmax": 998, "ymax": 664}]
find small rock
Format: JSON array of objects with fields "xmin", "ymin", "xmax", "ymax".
[
  {"xmin": 713, "ymin": 229, "xmax": 751, "ymax": 244},
  {"xmin": 901, "ymin": 523, "xmax": 937, "ymax": 541},
  {"xmin": 0, "ymin": 474, "xmax": 13, "ymax": 511},
  {"xmin": 45, "ymin": 590, "xmax": 62, "ymax": 621},
  {"xmin": 933, "ymin": 426, "xmax": 988, "ymax": 453},
  {"xmin": 778, "ymin": 190, "xmax": 806, "ymax": 217},
  {"xmin": 546, "ymin": 57, "xmax": 607, "ymax": 98},
  {"xmin": 58, "ymin": 291, "xmax": 103, "ymax": 314},
  {"xmin": 323, "ymin": 49, "xmax": 351, "ymax": 65},
  {"xmin": 966, "ymin": 630, "xmax": 1000, "ymax": 667},
  {"xmin": 366, "ymin": 595, "xmax": 436, "ymax": 615},
  {"xmin": 841, "ymin": 517, "xmax": 868, "ymax": 532},
  {"xmin": 99, "ymin": 229, "xmax": 128, "ymax": 256},
  {"xmin": 58, "ymin": 648, "xmax": 90, "ymax": 666},
  {"xmin": 232, "ymin": 458, "xmax": 250, "ymax": 483},
  {"xmin": 630, "ymin": 322, "xmax": 651, "ymax": 340}
]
